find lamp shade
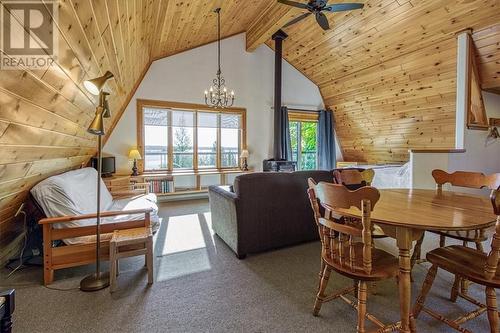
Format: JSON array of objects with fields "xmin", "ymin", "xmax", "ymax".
[
  {"xmin": 83, "ymin": 71, "xmax": 114, "ymax": 95},
  {"xmin": 87, "ymin": 107, "xmax": 105, "ymax": 135},
  {"xmin": 129, "ymin": 149, "xmax": 142, "ymax": 160},
  {"xmin": 240, "ymin": 149, "xmax": 249, "ymax": 158}
]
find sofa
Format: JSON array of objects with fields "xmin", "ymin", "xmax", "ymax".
[
  {"xmin": 208, "ymin": 170, "xmax": 334, "ymax": 258},
  {"xmin": 30, "ymin": 167, "xmax": 160, "ymax": 285}
]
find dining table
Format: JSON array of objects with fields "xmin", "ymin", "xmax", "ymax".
[{"xmin": 334, "ymin": 188, "xmax": 497, "ymax": 333}]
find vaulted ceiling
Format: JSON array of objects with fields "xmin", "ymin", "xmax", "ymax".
[
  {"xmin": 0, "ymin": 0, "xmax": 499, "ymax": 255},
  {"xmin": 260, "ymin": 0, "xmax": 500, "ymax": 162}
]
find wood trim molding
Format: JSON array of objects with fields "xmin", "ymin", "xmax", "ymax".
[
  {"xmin": 103, "ymin": 60, "xmax": 153, "ymax": 146},
  {"xmin": 136, "ymin": 99, "xmax": 247, "ymax": 114},
  {"xmin": 136, "ymin": 99, "xmax": 247, "ymax": 173}
]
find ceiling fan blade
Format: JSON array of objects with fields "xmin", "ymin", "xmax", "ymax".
[
  {"xmin": 315, "ymin": 11, "xmax": 330, "ymax": 30},
  {"xmin": 324, "ymin": 3, "xmax": 364, "ymax": 12},
  {"xmin": 277, "ymin": 0, "xmax": 309, "ymax": 9},
  {"xmin": 283, "ymin": 12, "xmax": 312, "ymax": 28}
]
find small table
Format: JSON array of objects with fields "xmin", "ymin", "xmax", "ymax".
[
  {"xmin": 109, "ymin": 227, "xmax": 153, "ymax": 292},
  {"xmin": 334, "ymin": 189, "xmax": 497, "ymax": 332}
]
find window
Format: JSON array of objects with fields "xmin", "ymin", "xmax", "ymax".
[
  {"xmin": 197, "ymin": 113, "xmax": 218, "ymax": 168},
  {"xmin": 139, "ymin": 100, "xmax": 246, "ymax": 172},
  {"xmin": 220, "ymin": 114, "xmax": 240, "ymax": 168},
  {"xmin": 143, "ymin": 108, "xmax": 168, "ymax": 170},
  {"xmin": 172, "ymin": 111, "xmax": 194, "ymax": 169},
  {"xmin": 289, "ymin": 112, "xmax": 318, "ymax": 170}
]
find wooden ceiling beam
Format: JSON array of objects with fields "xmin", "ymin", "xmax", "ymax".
[{"xmin": 245, "ymin": 2, "xmax": 300, "ymax": 52}]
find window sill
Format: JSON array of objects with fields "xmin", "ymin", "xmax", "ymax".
[{"xmin": 140, "ymin": 168, "xmax": 251, "ymax": 177}]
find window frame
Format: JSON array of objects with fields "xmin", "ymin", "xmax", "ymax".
[
  {"xmin": 288, "ymin": 111, "xmax": 319, "ymax": 171},
  {"xmin": 137, "ymin": 99, "xmax": 247, "ymax": 173}
]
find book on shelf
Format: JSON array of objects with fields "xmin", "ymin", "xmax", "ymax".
[{"xmin": 146, "ymin": 179, "xmax": 173, "ymax": 194}]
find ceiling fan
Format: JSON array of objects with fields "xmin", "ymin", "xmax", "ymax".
[{"xmin": 278, "ymin": 0, "xmax": 364, "ymax": 31}]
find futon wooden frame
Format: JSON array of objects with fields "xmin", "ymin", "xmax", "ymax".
[{"xmin": 39, "ymin": 208, "xmax": 152, "ymax": 286}]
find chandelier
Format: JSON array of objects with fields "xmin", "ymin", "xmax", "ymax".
[{"xmin": 204, "ymin": 8, "xmax": 234, "ymax": 108}]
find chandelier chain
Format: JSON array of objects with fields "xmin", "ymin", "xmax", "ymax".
[{"xmin": 204, "ymin": 7, "xmax": 234, "ymax": 108}]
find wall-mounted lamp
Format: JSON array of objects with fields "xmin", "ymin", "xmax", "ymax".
[
  {"xmin": 488, "ymin": 118, "xmax": 500, "ymax": 140},
  {"xmin": 488, "ymin": 127, "xmax": 499, "ymax": 140}
]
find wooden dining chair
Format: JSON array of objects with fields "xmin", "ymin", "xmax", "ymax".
[
  {"xmin": 412, "ymin": 186, "xmax": 500, "ymax": 333},
  {"xmin": 411, "ymin": 170, "xmax": 500, "ymax": 282},
  {"xmin": 333, "ymin": 168, "xmax": 386, "ymax": 239},
  {"xmin": 307, "ymin": 179, "xmax": 401, "ymax": 333},
  {"xmin": 333, "ymin": 168, "xmax": 375, "ymax": 189}
]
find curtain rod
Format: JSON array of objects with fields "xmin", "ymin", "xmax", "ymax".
[{"xmin": 271, "ymin": 106, "xmax": 322, "ymax": 113}]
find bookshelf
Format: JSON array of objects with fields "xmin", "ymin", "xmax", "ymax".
[{"xmin": 105, "ymin": 169, "xmax": 251, "ymax": 198}]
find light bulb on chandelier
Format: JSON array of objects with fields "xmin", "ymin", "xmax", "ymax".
[{"xmin": 204, "ymin": 8, "xmax": 235, "ymax": 108}]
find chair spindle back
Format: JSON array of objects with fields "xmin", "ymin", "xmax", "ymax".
[
  {"xmin": 333, "ymin": 169, "xmax": 375, "ymax": 190},
  {"xmin": 485, "ymin": 187, "xmax": 500, "ymax": 280},
  {"xmin": 307, "ymin": 179, "xmax": 380, "ymax": 274}
]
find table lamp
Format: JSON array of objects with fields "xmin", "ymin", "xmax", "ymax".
[
  {"xmin": 240, "ymin": 149, "xmax": 249, "ymax": 171},
  {"xmin": 129, "ymin": 149, "xmax": 142, "ymax": 176}
]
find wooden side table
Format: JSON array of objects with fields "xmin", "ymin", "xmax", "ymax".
[{"xmin": 109, "ymin": 227, "xmax": 153, "ymax": 292}]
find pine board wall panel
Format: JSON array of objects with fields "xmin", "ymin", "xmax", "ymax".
[
  {"xmin": 473, "ymin": 23, "xmax": 500, "ymax": 94},
  {"xmin": 0, "ymin": 0, "xmax": 155, "ymax": 259},
  {"xmin": 264, "ymin": 0, "xmax": 500, "ymax": 163}
]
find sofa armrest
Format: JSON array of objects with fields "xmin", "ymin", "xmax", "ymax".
[
  {"xmin": 208, "ymin": 185, "xmax": 237, "ymax": 201},
  {"xmin": 208, "ymin": 186, "xmax": 242, "ymax": 257}
]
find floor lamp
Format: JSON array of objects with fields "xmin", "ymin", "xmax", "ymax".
[{"xmin": 80, "ymin": 71, "xmax": 114, "ymax": 292}]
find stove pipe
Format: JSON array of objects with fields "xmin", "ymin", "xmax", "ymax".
[{"xmin": 272, "ymin": 30, "xmax": 288, "ymax": 161}]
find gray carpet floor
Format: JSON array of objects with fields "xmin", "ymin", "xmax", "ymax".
[{"xmin": 0, "ymin": 199, "xmax": 493, "ymax": 332}]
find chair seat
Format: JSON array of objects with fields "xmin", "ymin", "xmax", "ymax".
[
  {"xmin": 323, "ymin": 243, "xmax": 399, "ymax": 281},
  {"xmin": 111, "ymin": 227, "xmax": 152, "ymax": 246},
  {"xmin": 429, "ymin": 229, "xmax": 488, "ymax": 242},
  {"xmin": 427, "ymin": 245, "xmax": 500, "ymax": 288}
]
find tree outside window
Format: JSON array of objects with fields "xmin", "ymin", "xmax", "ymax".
[
  {"xmin": 142, "ymin": 106, "xmax": 243, "ymax": 172},
  {"xmin": 289, "ymin": 120, "xmax": 318, "ymax": 170}
]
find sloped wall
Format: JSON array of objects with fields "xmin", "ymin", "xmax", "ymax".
[
  {"xmin": 0, "ymin": 0, "xmax": 154, "ymax": 261},
  {"xmin": 324, "ymin": 38, "xmax": 458, "ymax": 163}
]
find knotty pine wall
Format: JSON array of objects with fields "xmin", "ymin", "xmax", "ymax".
[
  {"xmin": 324, "ymin": 37, "xmax": 458, "ymax": 163},
  {"xmin": 0, "ymin": 0, "xmax": 155, "ymax": 261},
  {"xmin": 473, "ymin": 24, "xmax": 500, "ymax": 94},
  {"xmin": 269, "ymin": 0, "xmax": 500, "ymax": 164},
  {"xmin": 324, "ymin": 21, "xmax": 500, "ymax": 164}
]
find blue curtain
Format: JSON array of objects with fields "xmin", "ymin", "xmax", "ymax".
[
  {"xmin": 318, "ymin": 109, "xmax": 336, "ymax": 170},
  {"xmin": 280, "ymin": 106, "xmax": 292, "ymax": 161}
]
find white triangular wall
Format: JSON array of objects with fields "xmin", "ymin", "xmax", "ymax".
[{"xmin": 105, "ymin": 33, "xmax": 342, "ymax": 173}]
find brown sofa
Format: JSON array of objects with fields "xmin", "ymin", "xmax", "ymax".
[{"xmin": 208, "ymin": 170, "xmax": 334, "ymax": 258}]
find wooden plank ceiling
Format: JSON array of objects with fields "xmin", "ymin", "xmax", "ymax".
[
  {"xmin": 0, "ymin": 0, "xmax": 499, "ymax": 255},
  {"xmin": 262, "ymin": 0, "xmax": 500, "ymax": 163}
]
